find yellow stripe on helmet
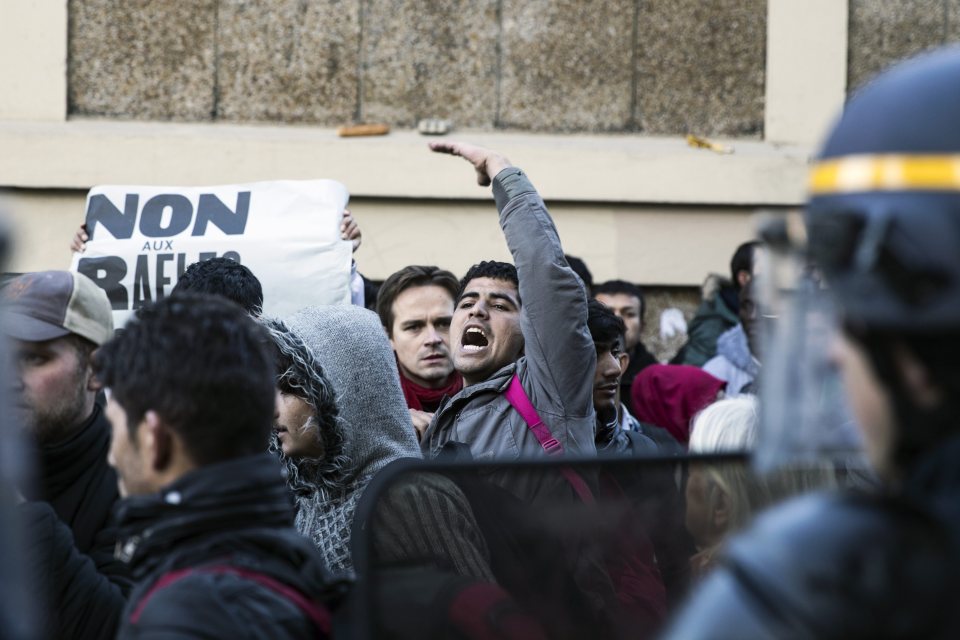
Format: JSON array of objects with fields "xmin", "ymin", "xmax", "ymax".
[{"xmin": 809, "ymin": 154, "xmax": 960, "ymax": 195}]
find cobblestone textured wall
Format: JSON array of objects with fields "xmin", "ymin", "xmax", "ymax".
[
  {"xmin": 848, "ymin": 0, "xmax": 960, "ymax": 91},
  {"xmin": 68, "ymin": 0, "xmax": 767, "ymax": 136}
]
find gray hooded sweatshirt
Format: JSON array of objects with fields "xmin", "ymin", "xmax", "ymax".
[
  {"xmin": 421, "ymin": 169, "xmax": 597, "ymax": 505},
  {"xmin": 281, "ymin": 305, "xmax": 422, "ymax": 574}
]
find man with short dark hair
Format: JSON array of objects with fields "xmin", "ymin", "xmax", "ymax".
[
  {"xmin": 421, "ymin": 142, "xmax": 596, "ymax": 502},
  {"xmin": 171, "ymin": 256, "xmax": 264, "ymax": 315},
  {"xmin": 95, "ymin": 294, "xmax": 335, "ymax": 638},
  {"xmin": 588, "ymin": 300, "xmax": 653, "ymax": 454},
  {"xmin": 375, "ymin": 265, "xmax": 463, "ymax": 438},
  {"xmin": 594, "ymin": 279, "xmax": 657, "ymax": 414},
  {"xmin": 3, "ymin": 270, "xmax": 129, "ymax": 639}
]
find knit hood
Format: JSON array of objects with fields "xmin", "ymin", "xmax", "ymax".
[{"xmin": 269, "ymin": 305, "xmax": 420, "ymax": 574}]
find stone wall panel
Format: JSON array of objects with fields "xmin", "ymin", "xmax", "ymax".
[
  {"xmin": 635, "ymin": 0, "xmax": 766, "ymax": 137},
  {"xmin": 361, "ymin": 0, "xmax": 498, "ymax": 128},
  {"xmin": 498, "ymin": 0, "xmax": 635, "ymax": 132},
  {"xmin": 68, "ymin": 0, "xmax": 217, "ymax": 120},
  {"xmin": 848, "ymin": 0, "xmax": 948, "ymax": 91},
  {"xmin": 216, "ymin": 0, "xmax": 361, "ymax": 124}
]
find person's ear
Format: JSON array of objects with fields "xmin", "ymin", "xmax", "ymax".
[
  {"xmin": 893, "ymin": 343, "xmax": 941, "ymax": 409},
  {"xmin": 737, "ymin": 269, "xmax": 752, "ymax": 289},
  {"xmin": 141, "ymin": 410, "xmax": 173, "ymax": 473},
  {"xmin": 86, "ymin": 348, "xmax": 102, "ymax": 392},
  {"xmin": 619, "ymin": 351, "xmax": 631, "ymax": 374}
]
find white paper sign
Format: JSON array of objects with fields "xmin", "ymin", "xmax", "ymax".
[{"xmin": 69, "ymin": 180, "xmax": 353, "ymax": 326}]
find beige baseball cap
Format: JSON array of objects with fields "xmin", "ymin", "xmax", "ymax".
[{"xmin": 1, "ymin": 271, "xmax": 114, "ymax": 345}]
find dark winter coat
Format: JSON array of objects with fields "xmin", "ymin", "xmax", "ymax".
[
  {"xmin": 671, "ymin": 275, "xmax": 739, "ymax": 367},
  {"xmin": 114, "ymin": 453, "xmax": 340, "ymax": 639},
  {"xmin": 25, "ymin": 403, "xmax": 129, "ymax": 587},
  {"xmin": 21, "ymin": 501, "xmax": 126, "ymax": 640}
]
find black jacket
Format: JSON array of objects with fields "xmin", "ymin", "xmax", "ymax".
[
  {"xmin": 21, "ymin": 501, "xmax": 126, "ymax": 640},
  {"xmin": 114, "ymin": 453, "xmax": 340, "ymax": 639},
  {"xmin": 26, "ymin": 403, "xmax": 128, "ymax": 586}
]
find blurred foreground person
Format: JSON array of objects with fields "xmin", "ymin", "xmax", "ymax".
[
  {"xmin": 95, "ymin": 295, "xmax": 338, "ymax": 639},
  {"xmin": 3, "ymin": 271, "xmax": 128, "ymax": 638},
  {"xmin": 667, "ymin": 48, "xmax": 960, "ymax": 638}
]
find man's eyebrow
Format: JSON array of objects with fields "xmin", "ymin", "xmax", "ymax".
[
  {"xmin": 401, "ymin": 319, "xmax": 425, "ymax": 328},
  {"xmin": 459, "ymin": 292, "xmax": 480, "ymax": 301},
  {"xmin": 489, "ymin": 292, "xmax": 519, "ymax": 306}
]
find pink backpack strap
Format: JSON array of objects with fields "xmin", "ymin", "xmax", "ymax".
[
  {"xmin": 131, "ymin": 565, "xmax": 332, "ymax": 636},
  {"xmin": 503, "ymin": 374, "xmax": 595, "ymax": 504}
]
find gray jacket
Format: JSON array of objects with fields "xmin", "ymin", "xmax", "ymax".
[{"xmin": 421, "ymin": 168, "xmax": 597, "ymax": 503}]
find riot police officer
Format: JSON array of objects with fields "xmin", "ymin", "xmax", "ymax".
[{"xmin": 665, "ymin": 47, "xmax": 960, "ymax": 638}]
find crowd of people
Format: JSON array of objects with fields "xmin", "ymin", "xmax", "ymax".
[{"xmin": 8, "ymin": 47, "xmax": 960, "ymax": 639}]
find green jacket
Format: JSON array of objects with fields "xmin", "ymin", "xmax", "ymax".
[{"xmin": 672, "ymin": 275, "xmax": 739, "ymax": 367}]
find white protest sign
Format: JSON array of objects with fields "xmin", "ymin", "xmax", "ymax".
[{"xmin": 69, "ymin": 180, "xmax": 353, "ymax": 326}]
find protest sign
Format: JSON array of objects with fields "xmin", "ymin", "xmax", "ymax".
[{"xmin": 70, "ymin": 180, "xmax": 353, "ymax": 326}]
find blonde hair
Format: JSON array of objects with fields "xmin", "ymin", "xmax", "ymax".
[{"xmin": 690, "ymin": 394, "xmax": 837, "ymax": 537}]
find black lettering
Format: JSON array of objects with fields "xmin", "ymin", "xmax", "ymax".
[
  {"xmin": 156, "ymin": 253, "xmax": 174, "ymax": 300},
  {"xmin": 222, "ymin": 251, "xmax": 241, "ymax": 262},
  {"xmin": 177, "ymin": 253, "xmax": 187, "ymax": 277},
  {"xmin": 86, "ymin": 194, "xmax": 138, "ymax": 240},
  {"xmin": 140, "ymin": 194, "xmax": 192, "ymax": 238},
  {"xmin": 163, "ymin": 240, "xmax": 173, "ymax": 250},
  {"xmin": 133, "ymin": 255, "xmax": 152, "ymax": 308},
  {"xmin": 77, "ymin": 256, "xmax": 129, "ymax": 310},
  {"xmin": 198, "ymin": 252, "xmax": 217, "ymax": 262},
  {"xmin": 192, "ymin": 192, "xmax": 250, "ymax": 236}
]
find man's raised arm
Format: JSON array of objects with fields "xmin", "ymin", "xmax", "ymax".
[{"xmin": 429, "ymin": 142, "xmax": 595, "ymax": 419}]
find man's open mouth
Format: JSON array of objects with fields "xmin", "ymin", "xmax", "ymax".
[{"xmin": 462, "ymin": 326, "xmax": 489, "ymax": 352}]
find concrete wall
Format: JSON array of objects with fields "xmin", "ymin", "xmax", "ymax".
[{"xmin": 4, "ymin": 0, "xmax": 945, "ymax": 294}]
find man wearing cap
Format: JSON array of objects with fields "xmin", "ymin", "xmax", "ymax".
[{"xmin": 2, "ymin": 271, "xmax": 128, "ymax": 586}]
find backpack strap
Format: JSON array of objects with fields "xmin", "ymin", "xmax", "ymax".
[
  {"xmin": 503, "ymin": 374, "xmax": 595, "ymax": 504},
  {"xmin": 130, "ymin": 564, "xmax": 332, "ymax": 636}
]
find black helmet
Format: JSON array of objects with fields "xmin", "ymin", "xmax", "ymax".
[{"xmin": 806, "ymin": 47, "xmax": 960, "ymax": 331}]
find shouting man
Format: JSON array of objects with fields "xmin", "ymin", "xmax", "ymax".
[{"xmin": 420, "ymin": 142, "xmax": 596, "ymax": 502}]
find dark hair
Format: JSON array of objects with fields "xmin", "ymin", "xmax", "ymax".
[
  {"xmin": 172, "ymin": 257, "xmax": 264, "ymax": 315},
  {"xmin": 376, "ymin": 266, "xmax": 459, "ymax": 336},
  {"xmin": 93, "ymin": 293, "xmax": 276, "ymax": 465},
  {"xmin": 565, "ymin": 255, "xmax": 594, "ymax": 295},
  {"xmin": 593, "ymin": 279, "xmax": 646, "ymax": 318},
  {"xmin": 730, "ymin": 241, "xmax": 760, "ymax": 288},
  {"xmin": 588, "ymin": 299, "xmax": 626, "ymax": 348},
  {"xmin": 458, "ymin": 261, "xmax": 519, "ymax": 302}
]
